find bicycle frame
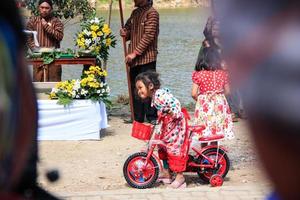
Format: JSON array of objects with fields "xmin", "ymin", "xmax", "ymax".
[{"xmin": 140, "ymin": 115, "xmax": 227, "ymax": 173}]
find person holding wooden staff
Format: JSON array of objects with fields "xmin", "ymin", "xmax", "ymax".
[{"xmin": 120, "ymin": 0, "xmax": 159, "ymax": 123}]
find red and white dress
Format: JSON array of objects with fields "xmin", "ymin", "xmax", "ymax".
[
  {"xmin": 152, "ymin": 88, "xmax": 189, "ymax": 172},
  {"xmin": 192, "ymin": 70, "xmax": 234, "ymax": 140}
]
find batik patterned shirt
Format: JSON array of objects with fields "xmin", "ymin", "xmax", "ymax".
[
  {"xmin": 124, "ymin": 5, "xmax": 159, "ymax": 67},
  {"xmin": 26, "ymin": 16, "xmax": 64, "ymax": 49}
]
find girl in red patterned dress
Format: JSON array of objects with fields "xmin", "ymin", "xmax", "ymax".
[
  {"xmin": 191, "ymin": 50, "xmax": 234, "ymax": 140},
  {"xmin": 135, "ymin": 71, "xmax": 189, "ymax": 189}
]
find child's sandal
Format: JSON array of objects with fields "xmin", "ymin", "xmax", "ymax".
[
  {"xmin": 157, "ymin": 177, "xmax": 172, "ymax": 184},
  {"xmin": 167, "ymin": 180, "xmax": 186, "ymax": 189}
]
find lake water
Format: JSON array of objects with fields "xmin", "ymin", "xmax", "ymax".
[{"xmin": 61, "ymin": 7, "xmax": 210, "ymax": 104}]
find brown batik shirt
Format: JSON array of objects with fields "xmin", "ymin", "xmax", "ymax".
[
  {"xmin": 26, "ymin": 16, "xmax": 64, "ymax": 81},
  {"xmin": 26, "ymin": 15, "xmax": 64, "ymax": 49},
  {"xmin": 124, "ymin": 5, "xmax": 159, "ymax": 67}
]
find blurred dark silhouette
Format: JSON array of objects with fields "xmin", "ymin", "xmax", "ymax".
[
  {"xmin": 217, "ymin": 1, "xmax": 300, "ymax": 199},
  {"xmin": 0, "ymin": 1, "xmax": 59, "ymax": 199}
]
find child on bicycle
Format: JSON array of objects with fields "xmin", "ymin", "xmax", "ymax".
[{"xmin": 135, "ymin": 71, "xmax": 189, "ymax": 189}]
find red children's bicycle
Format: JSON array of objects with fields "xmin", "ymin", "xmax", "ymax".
[{"xmin": 123, "ymin": 109, "xmax": 230, "ymax": 189}]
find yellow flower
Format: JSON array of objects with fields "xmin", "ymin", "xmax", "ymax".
[
  {"xmin": 103, "ymin": 70, "xmax": 108, "ymax": 77},
  {"xmin": 97, "ymin": 31, "xmax": 103, "ymax": 36},
  {"xmin": 50, "ymin": 92, "xmax": 56, "ymax": 98},
  {"xmin": 102, "ymin": 24, "xmax": 111, "ymax": 35},
  {"xmin": 92, "ymin": 31, "xmax": 97, "ymax": 39},
  {"xmin": 95, "ymin": 66, "xmax": 101, "ymax": 71},
  {"xmin": 87, "ymin": 74, "xmax": 95, "ymax": 82},
  {"xmin": 90, "ymin": 25, "xmax": 99, "ymax": 32},
  {"xmin": 77, "ymin": 39, "xmax": 85, "ymax": 48},
  {"xmin": 78, "ymin": 33, "xmax": 83, "ymax": 38},
  {"xmin": 105, "ymin": 38, "xmax": 112, "ymax": 47},
  {"xmin": 95, "ymin": 46, "xmax": 100, "ymax": 53},
  {"xmin": 88, "ymin": 82, "xmax": 100, "ymax": 89},
  {"xmin": 103, "ymin": 24, "xmax": 108, "ymax": 29},
  {"xmin": 80, "ymin": 78, "xmax": 88, "ymax": 87}
]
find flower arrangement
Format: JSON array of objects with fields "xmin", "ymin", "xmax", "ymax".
[
  {"xmin": 75, "ymin": 17, "xmax": 116, "ymax": 62},
  {"xmin": 50, "ymin": 66, "xmax": 111, "ymax": 107}
]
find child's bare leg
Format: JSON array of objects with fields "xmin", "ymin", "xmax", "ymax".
[
  {"xmin": 161, "ymin": 168, "xmax": 171, "ymax": 178},
  {"xmin": 168, "ymin": 172, "xmax": 186, "ymax": 188},
  {"xmin": 158, "ymin": 160, "xmax": 172, "ymax": 184},
  {"xmin": 160, "ymin": 160, "xmax": 171, "ymax": 178},
  {"xmin": 174, "ymin": 172, "xmax": 185, "ymax": 183}
]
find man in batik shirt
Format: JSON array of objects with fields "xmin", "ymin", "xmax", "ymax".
[{"xmin": 26, "ymin": 0, "xmax": 64, "ymax": 81}]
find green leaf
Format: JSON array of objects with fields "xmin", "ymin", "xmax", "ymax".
[
  {"xmin": 57, "ymin": 97, "xmax": 73, "ymax": 107},
  {"xmin": 25, "ymin": 0, "xmax": 94, "ymax": 21}
]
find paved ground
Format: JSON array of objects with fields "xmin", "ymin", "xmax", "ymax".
[
  {"xmin": 39, "ymin": 112, "xmax": 271, "ymax": 200},
  {"xmin": 57, "ymin": 185, "xmax": 270, "ymax": 200}
]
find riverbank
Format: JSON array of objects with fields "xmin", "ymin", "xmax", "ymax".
[
  {"xmin": 96, "ymin": 0, "xmax": 210, "ymax": 10},
  {"xmin": 20, "ymin": 0, "xmax": 210, "ymax": 15}
]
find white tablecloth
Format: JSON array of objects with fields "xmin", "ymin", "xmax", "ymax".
[{"xmin": 37, "ymin": 100, "xmax": 107, "ymax": 140}]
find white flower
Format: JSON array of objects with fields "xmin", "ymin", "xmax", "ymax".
[
  {"xmin": 51, "ymin": 88, "xmax": 58, "ymax": 93},
  {"xmin": 100, "ymin": 82, "xmax": 103, "ymax": 87},
  {"xmin": 75, "ymin": 95, "xmax": 80, "ymax": 98},
  {"xmin": 94, "ymin": 17, "xmax": 100, "ymax": 24},
  {"xmin": 97, "ymin": 90, "xmax": 100, "ymax": 94},
  {"xmin": 106, "ymin": 87, "xmax": 110, "ymax": 93},
  {"xmin": 72, "ymin": 91, "xmax": 76, "ymax": 98},
  {"xmin": 73, "ymin": 80, "xmax": 81, "ymax": 91},
  {"xmin": 85, "ymin": 39, "xmax": 92, "ymax": 46},
  {"xmin": 83, "ymin": 29, "xmax": 91, "ymax": 36},
  {"xmin": 81, "ymin": 89, "xmax": 88, "ymax": 96}
]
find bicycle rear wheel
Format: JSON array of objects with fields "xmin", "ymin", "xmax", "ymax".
[{"xmin": 196, "ymin": 148, "xmax": 230, "ymax": 183}]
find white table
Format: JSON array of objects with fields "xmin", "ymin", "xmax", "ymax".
[{"xmin": 37, "ymin": 100, "xmax": 107, "ymax": 140}]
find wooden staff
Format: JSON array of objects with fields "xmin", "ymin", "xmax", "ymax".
[
  {"xmin": 103, "ymin": 0, "xmax": 113, "ymax": 70},
  {"xmin": 118, "ymin": 0, "xmax": 135, "ymax": 121}
]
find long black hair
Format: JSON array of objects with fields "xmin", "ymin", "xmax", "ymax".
[{"xmin": 195, "ymin": 46, "xmax": 222, "ymax": 71}]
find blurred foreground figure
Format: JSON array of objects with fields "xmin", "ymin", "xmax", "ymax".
[
  {"xmin": 217, "ymin": 0, "xmax": 300, "ymax": 199},
  {"xmin": 0, "ymin": 1, "xmax": 58, "ymax": 199}
]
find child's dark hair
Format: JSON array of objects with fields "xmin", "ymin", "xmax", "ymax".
[
  {"xmin": 135, "ymin": 70, "xmax": 161, "ymax": 91},
  {"xmin": 195, "ymin": 47, "xmax": 222, "ymax": 71}
]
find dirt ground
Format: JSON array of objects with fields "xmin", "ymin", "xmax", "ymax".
[{"xmin": 37, "ymin": 108, "xmax": 270, "ymax": 194}]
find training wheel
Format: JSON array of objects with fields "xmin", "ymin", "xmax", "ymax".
[{"xmin": 210, "ymin": 174, "xmax": 223, "ymax": 187}]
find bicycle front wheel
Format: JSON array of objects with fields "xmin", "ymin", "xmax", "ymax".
[{"xmin": 123, "ymin": 152, "xmax": 159, "ymax": 189}]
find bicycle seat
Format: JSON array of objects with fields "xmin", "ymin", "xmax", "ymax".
[
  {"xmin": 199, "ymin": 134, "xmax": 224, "ymax": 142},
  {"xmin": 188, "ymin": 125, "xmax": 205, "ymax": 133}
]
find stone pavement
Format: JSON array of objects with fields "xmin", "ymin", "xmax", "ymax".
[{"xmin": 58, "ymin": 184, "xmax": 270, "ymax": 200}]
